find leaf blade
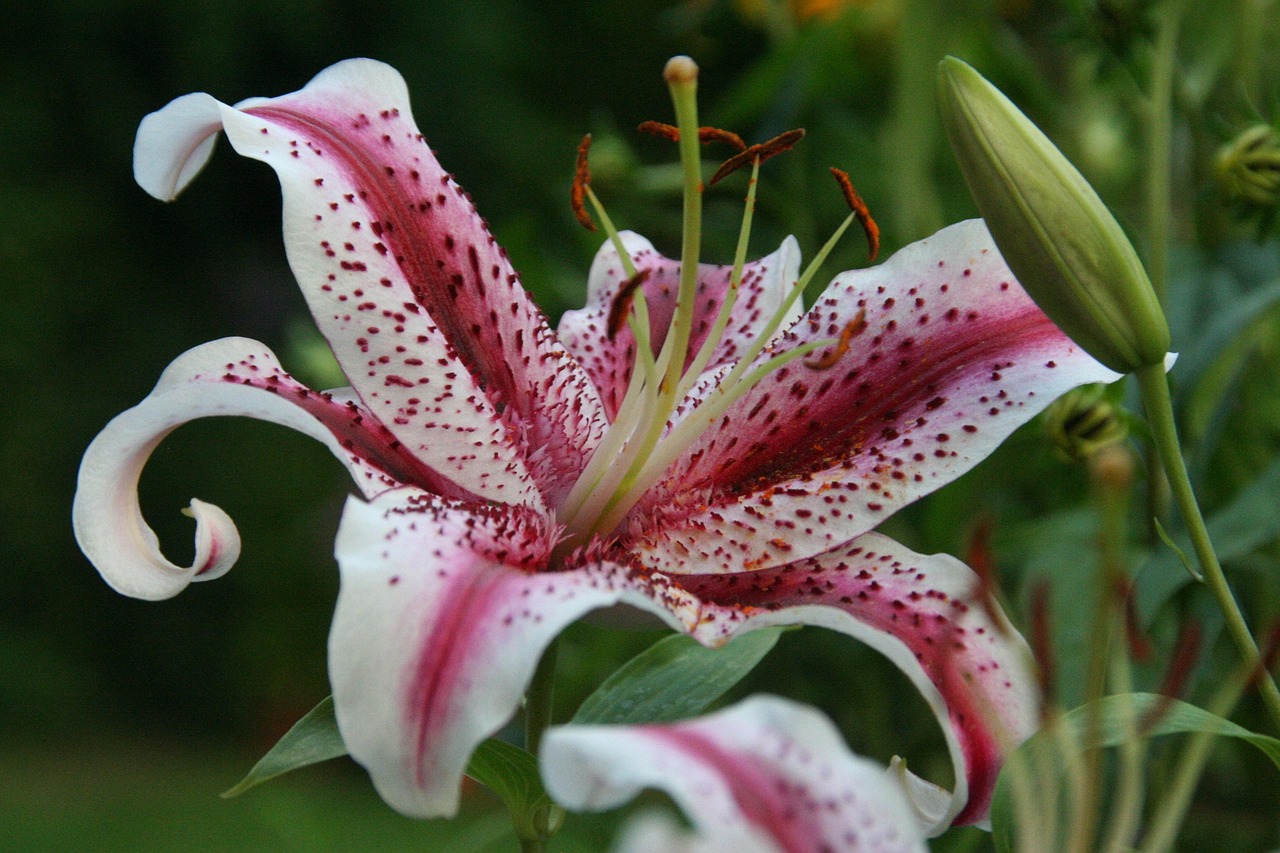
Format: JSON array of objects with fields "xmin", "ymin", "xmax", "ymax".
[{"xmin": 572, "ymin": 628, "xmax": 784, "ymax": 726}]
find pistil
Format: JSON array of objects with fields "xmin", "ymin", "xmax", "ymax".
[{"xmin": 559, "ymin": 57, "xmax": 872, "ymax": 553}]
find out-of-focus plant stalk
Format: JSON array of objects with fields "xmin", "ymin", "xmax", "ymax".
[
  {"xmin": 1101, "ymin": 645, "xmax": 1148, "ymax": 851},
  {"xmin": 1136, "ymin": 362, "xmax": 1280, "ymax": 729},
  {"xmin": 521, "ymin": 640, "xmax": 560, "ymax": 853},
  {"xmin": 1078, "ymin": 446, "xmax": 1147, "ymax": 852},
  {"xmin": 1141, "ymin": 0, "xmax": 1185, "ymax": 534},
  {"xmin": 1144, "ymin": 0, "xmax": 1185, "ymax": 308},
  {"xmin": 1139, "ymin": 649, "xmax": 1272, "ymax": 853}
]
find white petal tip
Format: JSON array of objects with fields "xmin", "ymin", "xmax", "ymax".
[{"xmin": 133, "ymin": 92, "xmax": 225, "ymax": 200}]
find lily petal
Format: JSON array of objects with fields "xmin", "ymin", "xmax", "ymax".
[
  {"xmin": 558, "ymin": 232, "xmax": 801, "ymax": 419},
  {"xmin": 541, "ymin": 695, "xmax": 927, "ymax": 852},
  {"xmin": 134, "ymin": 58, "xmax": 606, "ymax": 506},
  {"xmin": 633, "ymin": 219, "xmax": 1120, "ymax": 573},
  {"xmin": 328, "ymin": 489, "xmax": 695, "ymax": 817},
  {"xmin": 72, "ymin": 337, "xmax": 467, "ymax": 601},
  {"xmin": 673, "ymin": 531, "xmax": 1037, "ymax": 831}
]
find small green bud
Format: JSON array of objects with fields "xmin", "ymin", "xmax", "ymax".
[
  {"xmin": 1215, "ymin": 124, "xmax": 1280, "ymax": 209},
  {"xmin": 937, "ymin": 57, "xmax": 1170, "ymax": 373},
  {"xmin": 1044, "ymin": 384, "xmax": 1129, "ymax": 463}
]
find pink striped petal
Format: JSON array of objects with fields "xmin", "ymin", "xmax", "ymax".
[
  {"xmin": 134, "ymin": 59, "xmax": 606, "ymax": 506},
  {"xmin": 72, "ymin": 337, "xmax": 467, "ymax": 601},
  {"xmin": 328, "ymin": 490, "xmax": 693, "ymax": 817},
  {"xmin": 558, "ymin": 232, "xmax": 801, "ymax": 419},
  {"xmin": 671, "ymin": 531, "xmax": 1038, "ymax": 830},
  {"xmin": 541, "ymin": 696, "xmax": 927, "ymax": 853},
  {"xmin": 631, "ymin": 219, "xmax": 1120, "ymax": 573}
]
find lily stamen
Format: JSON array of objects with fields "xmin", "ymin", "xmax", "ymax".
[
  {"xmin": 804, "ymin": 308, "xmax": 866, "ymax": 369},
  {"xmin": 606, "ymin": 269, "xmax": 652, "ymax": 341},
  {"xmin": 830, "ymin": 166, "xmax": 881, "ymax": 260},
  {"xmin": 571, "ymin": 135, "xmax": 595, "ymax": 232},
  {"xmin": 709, "ymin": 128, "xmax": 805, "ymax": 186}
]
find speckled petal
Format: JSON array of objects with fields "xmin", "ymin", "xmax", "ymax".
[
  {"xmin": 328, "ymin": 489, "xmax": 695, "ymax": 818},
  {"xmin": 72, "ymin": 337, "xmax": 466, "ymax": 601},
  {"xmin": 134, "ymin": 59, "xmax": 606, "ymax": 506},
  {"xmin": 669, "ymin": 531, "xmax": 1038, "ymax": 831},
  {"xmin": 631, "ymin": 219, "xmax": 1119, "ymax": 573},
  {"xmin": 542, "ymin": 696, "xmax": 927, "ymax": 853},
  {"xmin": 558, "ymin": 232, "xmax": 801, "ymax": 419}
]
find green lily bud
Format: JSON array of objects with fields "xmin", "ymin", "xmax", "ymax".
[
  {"xmin": 1044, "ymin": 384, "xmax": 1129, "ymax": 463},
  {"xmin": 937, "ymin": 57, "xmax": 1170, "ymax": 373},
  {"xmin": 1215, "ymin": 124, "xmax": 1280, "ymax": 209}
]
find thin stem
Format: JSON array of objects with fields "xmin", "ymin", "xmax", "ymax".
[
  {"xmin": 1145, "ymin": 0, "xmax": 1184, "ymax": 308},
  {"xmin": 1100, "ymin": 652, "xmax": 1148, "ymax": 852},
  {"xmin": 1136, "ymin": 362, "xmax": 1280, "ymax": 729},
  {"xmin": 1142, "ymin": 0, "xmax": 1184, "ymax": 537},
  {"xmin": 1139, "ymin": 657, "xmax": 1258, "ymax": 853},
  {"xmin": 513, "ymin": 639, "xmax": 560, "ymax": 853},
  {"xmin": 524, "ymin": 639, "xmax": 558, "ymax": 759}
]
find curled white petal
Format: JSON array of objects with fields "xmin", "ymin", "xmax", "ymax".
[
  {"xmin": 133, "ymin": 92, "xmax": 224, "ymax": 200},
  {"xmin": 73, "ymin": 337, "xmax": 405, "ymax": 600}
]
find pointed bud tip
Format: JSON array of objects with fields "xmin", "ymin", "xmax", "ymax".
[
  {"xmin": 664, "ymin": 56, "xmax": 699, "ymax": 85},
  {"xmin": 936, "ymin": 56, "xmax": 1171, "ymax": 374}
]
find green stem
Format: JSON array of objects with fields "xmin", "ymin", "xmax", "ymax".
[
  {"xmin": 1142, "ymin": 0, "xmax": 1184, "ymax": 535},
  {"xmin": 518, "ymin": 640, "xmax": 559, "ymax": 853},
  {"xmin": 1135, "ymin": 363, "xmax": 1280, "ymax": 729},
  {"xmin": 524, "ymin": 640, "xmax": 559, "ymax": 758},
  {"xmin": 1145, "ymin": 0, "xmax": 1183, "ymax": 308},
  {"xmin": 1139, "ymin": 656, "xmax": 1259, "ymax": 853}
]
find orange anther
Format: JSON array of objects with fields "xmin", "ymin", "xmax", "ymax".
[
  {"xmin": 637, "ymin": 122, "xmax": 746, "ymax": 152},
  {"xmin": 830, "ymin": 167, "xmax": 880, "ymax": 261},
  {"xmin": 606, "ymin": 269, "xmax": 652, "ymax": 340},
  {"xmin": 637, "ymin": 121, "xmax": 681, "ymax": 142},
  {"xmin": 804, "ymin": 308, "xmax": 866, "ymax": 369},
  {"xmin": 571, "ymin": 135, "xmax": 596, "ymax": 232},
  {"xmin": 709, "ymin": 128, "xmax": 805, "ymax": 186},
  {"xmin": 697, "ymin": 127, "xmax": 746, "ymax": 151}
]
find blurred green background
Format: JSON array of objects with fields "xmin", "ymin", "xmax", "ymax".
[{"xmin": 5, "ymin": 0, "xmax": 1280, "ymax": 849}]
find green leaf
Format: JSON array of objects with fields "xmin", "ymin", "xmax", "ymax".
[
  {"xmin": 223, "ymin": 696, "xmax": 557, "ymax": 841},
  {"xmin": 222, "ymin": 696, "xmax": 347, "ymax": 798},
  {"xmin": 1153, "ymin": 516, "xmax": 1202, "ymax": 582},
  {"xmin": 1136, "ymin": 454, "xmax": 1280, "ymax": 625},
  {"xmin": 1177, "ymin": 278, "xmax": 1280, "ymax": 396},
  {"xmin": 465, "ymin": 739, "xmax": 560, "ymax": 841},
  {"xmin": 989, "ymin": 693, "xmax": 1280, "ymax": 852},
  {"xmin": 572, "ymin": 628, "xmax": 784, "ymax": 726}
]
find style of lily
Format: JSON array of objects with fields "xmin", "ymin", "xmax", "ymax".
[
  {"xmin": 74, "ymin": 56, "xmax": 1119, "ymax": 832},
  {"xmin": 541, "ymin": 695, "xmax": 928, "ymax": 852}
]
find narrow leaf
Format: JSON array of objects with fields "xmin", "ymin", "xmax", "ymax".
[
  {"xmin": 1153, "ymin": 517, "xmax": 1202, "ymax": 582},
  {"xmin": 465, "ymin": 739, "xmax": 559, "ymax": 840},
  {"xmin": 990, "ymin": 693, "xmax": 1280, "ymax": 852},
  {"xmin": 223, "ymin": 693, "xmax": 558, "ymax": 840},
  {"xmin": 222, "ymin": 696, "xmax": 346, "ymax": 797},
  {"xmin": 1177, "ymin": 278, "xmax": 1280, "ymax": 393},
  {"xmin": 572, "ymin": 628, "xmax": 784, "ymax": 726},
  {"xmin": 1137, "ymin": 454, "xmax": 1280, "ymax": 624}
]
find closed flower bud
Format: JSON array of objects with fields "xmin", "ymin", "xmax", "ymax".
[
  {"xmin": 1215, "ymin": 124, "xmax": 1280, "ymax": 209},
  {"xmin": 1044, "ymin": 384, "xmax": 1128, "ymax": 463},
  {"xmin": 937, "ymin": 57, "xmax": 1170, "ymax": 373}
]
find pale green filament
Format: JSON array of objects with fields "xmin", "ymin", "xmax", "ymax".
[
  {"xmin": 585, "ymin": 208, "xmax": 855, "ymax": 535},
  {"xmin": 557, "ymin": 187, "xmax": 660, "ymax": 529},
  {"xmin": 559, "ymin": 57, "xmax": 855, "ymax": 549},
  {"xmin": 677, "ymin": 156, "xmax": 762, "ymax": 401}
]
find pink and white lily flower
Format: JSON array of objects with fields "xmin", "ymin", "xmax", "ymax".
[
  {"xmin": 74, "ymin": 58, "xmax": 1118, "ymax": 831},
  {"xmin": 542, "ymin": 695, "xmax": 927, "ymax": 852}
]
